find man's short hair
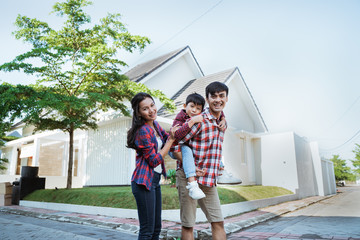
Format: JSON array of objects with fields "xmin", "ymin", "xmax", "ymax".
[
  {"xmin": 205, "ymin": 81, "xmax": 229, "ymax": 98},
  {"xmin": 186, "ymin": 93, "xmax": 206, "ymax": 110}
]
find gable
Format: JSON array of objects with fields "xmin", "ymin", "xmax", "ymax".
[
  {"xmin": 125, "ymin": 46, "xmax": 190, "ymax": 82},
  {"xmin": 125, "ymin": 46, "xmax": 204, "ymax": 110},
  {"xmin": 226, "ymin": 69, "xmax": 267, "ymax": 133}
]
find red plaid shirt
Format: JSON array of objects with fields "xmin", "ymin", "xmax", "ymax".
[
  {"xmin": 172, "ymin": 109, "xmax": 190, "ymax": 152},
  {"xmin": 131, "ymin": 121, "xmax": 168, "ymax": 190},
  {"xmin": 178, "ymin": 107, "xmax": 226, "ymax": 187},
  {"xmin": 131, "ymin": 120, "xmax": 190, "ymax": 190}
]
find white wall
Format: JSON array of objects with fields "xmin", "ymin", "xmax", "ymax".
[
  {"xmin": 261, "ymin": 132, "xmax": 299, "ymax": 192},
  {"xmin": 223, "ymin": 129, "xmax": 250, "ymax": 183},
  {"xmin": 293, "ymin": 134, "xmax": 317, "ymax": 198},
  {"xmin": 85, "ymin": 118, "xmax": 132, "ymax": 186},
  {"xmin": 321, "ymin": 159, "xmax": 336, "ymax": 195},
  {"xmin": 252, "ymin": 138, "xmax": 262, "ymax": 185},
  {"xmin": 226, "ymin": 76, "xmax": 256, "ymax": 132}
]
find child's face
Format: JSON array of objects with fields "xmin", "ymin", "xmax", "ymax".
[{"xmin": 184, "ymin": 102, "xmax": 203, "ymax": 117}]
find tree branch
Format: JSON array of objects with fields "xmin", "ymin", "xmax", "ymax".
[{"xmin": 73, "ymin": 55, "xmax": 105, "ymax": 95}]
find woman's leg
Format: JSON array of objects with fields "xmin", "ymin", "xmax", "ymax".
[
  {"xmin": 131, "ymin": 181, "xmax": 156, "ymax": 240},
  {"xmin": 152, "ymin": 173, "xmax": 162, "ymax": 240}
]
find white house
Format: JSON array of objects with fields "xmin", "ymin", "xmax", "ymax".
[{"xmin": 1, "ymin": 46, "xmax": 336, "ymax": 197}]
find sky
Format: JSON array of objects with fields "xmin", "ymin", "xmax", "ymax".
[{"xmin": 1, "ymin": 0, "xmax": 360, "ymax": 162}]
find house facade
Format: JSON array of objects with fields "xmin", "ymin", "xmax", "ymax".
[{"xmin": 1, "ymin": 46, "xmax": 336, "ymax": 197}]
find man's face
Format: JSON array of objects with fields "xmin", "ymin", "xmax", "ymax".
[{"xmin": 206, "ymin": 91, "xmax": 228, "ymax": 115}]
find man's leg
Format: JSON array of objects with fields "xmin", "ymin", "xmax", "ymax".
[
  {"xmin": 198, "ymin": 185, "xmax": 226, "ymax": 239},
  {"xmin": 211, "ymin": 221, "xmax": 226, "ymax": 240},
  {"xmin": 181, "ymin": 226, "xmax": 194, "ymax": 240},
  {"xmin": 176, "ymin": 169, "xmax": 197, "ymax": 239}
]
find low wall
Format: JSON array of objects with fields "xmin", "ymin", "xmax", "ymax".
[
  {"xmin": 20, "ymin": 193, "xmax": 299, "ymax": 223},
  {"xmin": 0, "ymin": 175, "xmax": 83, "ymax": 189}
]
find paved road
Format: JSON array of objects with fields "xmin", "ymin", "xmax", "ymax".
[
  {"xmin": 0, "ymin": 211, "xmax": 137, "ymax": 240},
  {"xmin": 228, "ymin": 185, "xmax": 360, "ymax": 239}
]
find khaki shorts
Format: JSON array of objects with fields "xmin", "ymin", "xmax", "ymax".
[{"xmin": 176, "ymin": 169, "xmax": 223, "ymax": 227}]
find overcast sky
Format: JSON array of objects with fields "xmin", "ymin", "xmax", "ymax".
[{"xmin": 1, "ymin": 0, "xmax": 360, "ymax": 162}]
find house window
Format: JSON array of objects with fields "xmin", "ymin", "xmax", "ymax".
[{"xmin": 240, "ymin": 137, "xmax": 246, "ymax": 164}]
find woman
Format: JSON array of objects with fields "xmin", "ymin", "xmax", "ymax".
[{"xmin": 126, "ymin": 92, "xmax": 178, "ymax": 240}]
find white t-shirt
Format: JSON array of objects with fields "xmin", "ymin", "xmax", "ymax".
[{"xmin": 153, "ymin": 136, "xmax": 163, "ymax": 174}]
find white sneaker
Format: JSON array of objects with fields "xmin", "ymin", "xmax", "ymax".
[
  {"xmin": 218, "ymin": 170, "xmax": 242, "ymax": 184},
  {"xmin": 186, "ymin": 181, "xmax": 206, "ymax": 200}
]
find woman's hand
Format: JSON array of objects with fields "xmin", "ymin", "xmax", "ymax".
[{"xmin": 169, "ymin": 124, "xmax": 180, "ymax": 140}]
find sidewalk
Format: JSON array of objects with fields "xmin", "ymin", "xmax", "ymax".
[{"xmin": 0, "ymin": 195, "xmax": 334, "ymax": 240}]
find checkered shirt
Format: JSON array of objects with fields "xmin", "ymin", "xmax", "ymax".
[
  {"xmin": 131, "ymin": 121, "xmax": 168, "ymax": 190},
  {"xmin": 172, "ymin": 109, "xmax": 190, "ymax": 152},
  {"xmin": 178, "ymin": 107, "xmax": 226, "ymax": 187}
]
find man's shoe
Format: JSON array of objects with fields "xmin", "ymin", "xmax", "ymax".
[
  {"xmin": 186, "ymin": 181, "xmax": 206, "ymax": 200},
  {"xmin": 218, "ymin": 170, "xmax": 242, "ymax": 184}
]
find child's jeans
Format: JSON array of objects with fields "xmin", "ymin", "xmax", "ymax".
[{"xmin": 181, "ymin": 145, "xmax": 196, "ymax": 179}]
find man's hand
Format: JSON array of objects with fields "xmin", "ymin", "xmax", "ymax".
[{"xmin": 195, "ymin": 167, "xmax": 207, "ymax": 177}]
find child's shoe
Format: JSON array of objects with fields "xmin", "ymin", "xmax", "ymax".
[{"xmin": 186, "ymin": 181, "xmax": 205, "ymax": 200}]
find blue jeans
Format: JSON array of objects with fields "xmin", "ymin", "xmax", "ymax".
[
  {"xmin": 181, "ymin": 145, "xmax": 196, "ymax": 179},
  {"xmin": 131, "ymin": 173, "xmax": 162, "ymax": 240}
]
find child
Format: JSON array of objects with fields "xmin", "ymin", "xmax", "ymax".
[{"xmin": 172, "ymin": 93, "xmax": 226, "ymax": 200}]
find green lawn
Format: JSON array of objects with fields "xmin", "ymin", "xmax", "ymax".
[{"xmin": 24, "ymin": 184, "xmax": 293, "ymax": 210}]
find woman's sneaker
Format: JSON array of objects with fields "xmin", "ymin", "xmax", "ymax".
[{"xmin": 186, "ymin": 181, "xmax": 206, "ymax": 200}]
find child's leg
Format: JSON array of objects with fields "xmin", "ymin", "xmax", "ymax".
[
  {"xmin": 182, "ymin": 145, "xmax": 205, "ymax": 200},
  {"xmin": 181, "ymin": 145, "xmax": 196, "ymax": 181}
]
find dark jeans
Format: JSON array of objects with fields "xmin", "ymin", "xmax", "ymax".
[{"xmin": 131, "ymin": 172, "xmax": 162, "ymax": 240}]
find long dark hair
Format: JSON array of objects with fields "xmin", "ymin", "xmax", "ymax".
[{"xmin": 126, "ymin": 92, "xmax": 154, "ymax": 150}]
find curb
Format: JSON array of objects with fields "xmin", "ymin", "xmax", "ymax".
[{"xmin": 0, "ymin": 195, "xmax": 334, "ymax": 240}]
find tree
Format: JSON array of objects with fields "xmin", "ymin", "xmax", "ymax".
[
  {"xmin": 351, "ymin": 143, "xmax": 360, "ymax": 174},
  {"xmin": 351, "ymin": 143, "xmax": 360, "ymax": 177},
  {"xmin": 330, "ymin": 154, "xmax": 354, "ymax": 182},
  {"xmin": 0, "ymin": 0, "xmax": 175, "ymax": 188},
  {"xmin": 0, "ymin": 83, "xmax": 38, "ymax": 170}
]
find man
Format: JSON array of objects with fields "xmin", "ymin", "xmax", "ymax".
[{"xmin": 175, "ymin": 81, "xmax": 228, "ymax": 240}]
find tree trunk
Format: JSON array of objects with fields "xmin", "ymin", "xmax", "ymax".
[{"xmin": 66, "ymin": 124, "xmax": 74, "ymax": 189}]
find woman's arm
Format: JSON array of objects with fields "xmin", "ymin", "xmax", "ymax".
[{"xmin": 158, "ymin": 125, "xmax": 179, "ymax": 158}]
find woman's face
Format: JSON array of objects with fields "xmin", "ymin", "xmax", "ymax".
[{"xmin": 138, "ymin": 97, "xmax": 157, "ymax": 123}]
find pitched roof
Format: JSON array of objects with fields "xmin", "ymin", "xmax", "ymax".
[
  {"xmin": 125, "ymin": 46, "xmax": 203, "ymax": 82},
  {"xmin": 158, "ymin": 66, "xmax": 268, "ymax": 132},
  {"xmin": 158, "ymin": 68, "xmax": 237, "ymax": 117}
]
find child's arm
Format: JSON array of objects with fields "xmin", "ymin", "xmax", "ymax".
[
  {"xmin": 218, "ymin": 118, "xmax": 226, "ymax": 131},
  {"xmin": 174, "ymin": 115, "xmax": 203, "ymax": 141}
]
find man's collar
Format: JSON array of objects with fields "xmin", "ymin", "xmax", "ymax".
[{"xmin": 203, "ymin": 107, "xmax": 218, "ymax": 120}]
